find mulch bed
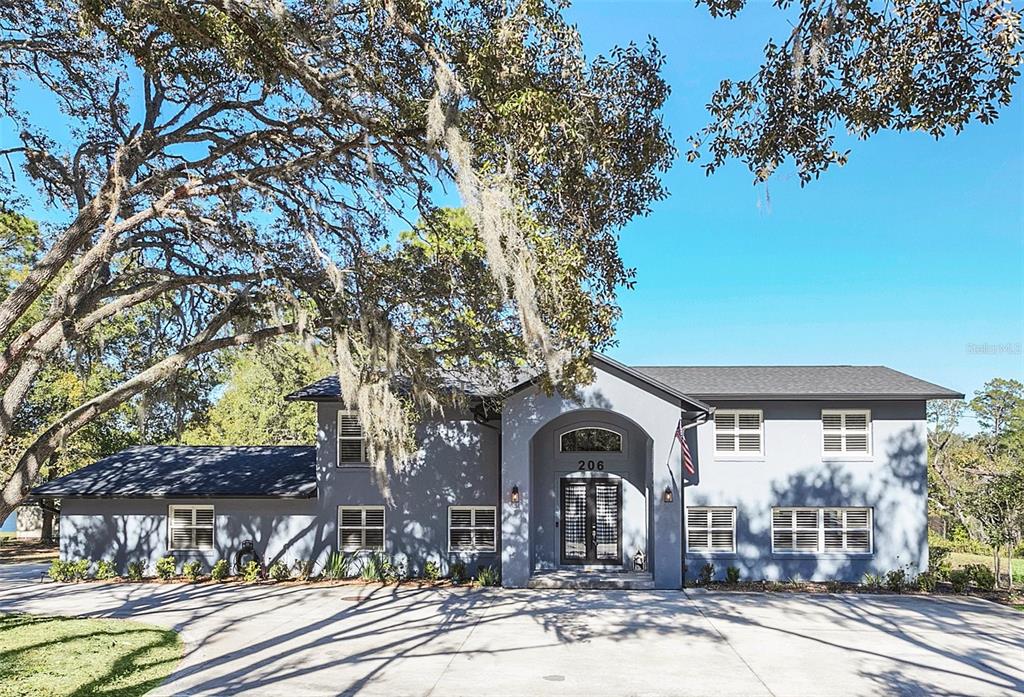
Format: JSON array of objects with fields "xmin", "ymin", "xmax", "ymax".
[
  {"xmin": 691, "ymin": 580, "xmax": 1024, "ymax": 609},
  {"xmin": 0, "ymin": 539, "xmax": 58, "ymax": 564}
]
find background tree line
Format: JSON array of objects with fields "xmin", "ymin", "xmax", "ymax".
[{"xmin": 929, "ymin": 379, "xmax": 1024, "ymax": 588}]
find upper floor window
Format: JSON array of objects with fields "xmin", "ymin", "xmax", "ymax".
[
  {"xmin": 338, "ymin": 411, "xmax": 367, "ymax": 465},
  {"xmin": 560, "ymin": 427, "xmax": 622, "ymax": 453},
  {"xmin": 822, "ymin": 409, "xmax": 871, "ymax": 455},
  {"xmin": 714, "ymin": 410, "xmax": 763, "ymax": 456},
  {"xmin": 168, "ymin": 505, "xmax": 214, "ymax": 551}
]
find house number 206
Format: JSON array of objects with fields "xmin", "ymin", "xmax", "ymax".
[{"xmin": 577, "ymin": 460, "xmax": 604, "ymax": 471}]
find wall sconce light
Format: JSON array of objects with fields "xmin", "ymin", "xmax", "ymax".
[
  {"xmin": 662, "ymin": 486, "xmax": 674, "ymax": 504},
  {"xmin": 510, "ymin": 485, "xmax": 520, "ymax": 504}
]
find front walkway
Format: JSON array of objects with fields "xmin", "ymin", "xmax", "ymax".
[{"xmin": 0, "ymin": 564, "xmax": 1021, "ymax": 696}]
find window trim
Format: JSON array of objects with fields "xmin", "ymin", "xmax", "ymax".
[
  {"xmin": 337, "ymin": 410, "xmax": 368, "ymax": 467},
  {"xmin": 821, "ymin": 409, "xmax": 872, "ymax": 457},
  {"xmin": 338, "ymin": 505, "xmax": 385, "ymax": 553},
  {"xmin": 558, "ymin": 426, "xmax": 623, "ymax": 453},
  {"xmin": 770, "ymin": 506, "xmax": 873, "ymax": 555},
  {"xmin": 447, "ymin": 505, "xmax": 498, "ymax": 553},
  {"xmin": 713, "ymin": 409, "xmax": 764, "ymax": 457},
  {"xmin": 685, "ymin": 506, "xmax": 737, "ymax": 554},
  {"xmin": 167, "ymin": 504, "xmax": 215, "ymax": 551}
]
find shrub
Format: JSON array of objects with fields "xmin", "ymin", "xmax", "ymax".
[
  {"xmin": 450, "ymin": 561, "xmax": 468, "ymax": 585},
  {"xmin": 949, "ymin": 568, "xmax": 971, "ymax": 593},
  {"xmin": 183, "ymin": 561, "xmax": 203, "ymax": 582},
  {"xmin": 211, "ymin": 559, "xmax": 230, "ymax": 582},
  {"xmin": 293, "ymin": 559, "xmax": 315, "ymax": 581},
  {"xmin": 360, "ymin": 552, "xmax": 394, "ymax": 582},
  {"xmin": 423, "ymin": 560, "xmax": 441, "ymax": 581},
  {"xmin": 825, "ymin": 580, "xmax": 844, "ymax": 594},
  {"xmin": 862, "ymin": 573, "xmax": 883, "ymax": 590},
  {"xmin": 698, "ymin": 562, "xmax": 714, "ymax": 585},
  {"xmin": 268, "ymin": 561, "xmax": 290, "ymax": 581},
  {"xmin": 95, "ymin": 560, "xmax": 116, "ymax": 580},
  {"xmin": 155, "ymin": 556, "xmax": 177, "ymax": 580},
  {"xmin": 476, "ymin": 566, "xmax": 500, "ymax": 587},
  {"xmin": 127, "ymin": 561, "xmax": 146, "ymax": 581},
  {"xmin": 725, "ymin": 566, "xmax": 741, "ymax": 584},
  {"xmin": 47, "ymin": 560, "xmax": 72, "ymax": 582},
  {"xmin": 885, "ymin": 568, "xmax": 907, "ymax": 593},
  {"xmin": 241, "ymin": 560, "xmax": 261, "ymax": 583},
  {"xmin": 964, "ymin": 563, "xmax": 995, "ymax": 591},
  {"xmin": 916, "ymin": 571, "xmax": 937, "ymax": 592},
  {"xmin": 323, "ymin": 552, "xmax": 349, "ymax": 580}
]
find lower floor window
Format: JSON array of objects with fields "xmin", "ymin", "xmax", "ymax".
[
  {"xmin": 338, "ymin": 506, "xmax": 385, "ymax": 552},
  {"xmin": 772, "ymin": 507, "xmax": 872, "ymax": 553},
  {"xmin": 168, "ymin": 505, "xmax": 214, "ymax": 550},
  {"xmin": 686, "ymin": 507, "xmax": 736, "ymax": 553},
  {"xmin": 448, "ymin": 506, "xmax": 497, "ymax": 552}
]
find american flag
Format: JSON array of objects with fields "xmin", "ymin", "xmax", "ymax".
[{"xmin": 676, "ymin": 419, "xmax": 695, "ymax": 476}]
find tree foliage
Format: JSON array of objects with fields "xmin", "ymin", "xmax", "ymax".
[{"xmin": 688, "ymin": 0, "xmax": 1023, "ymax": 182}]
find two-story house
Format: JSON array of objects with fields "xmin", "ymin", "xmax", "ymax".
[{"xmin": 34, "ymin": 354, "xmax": 961, "ymax": 588}]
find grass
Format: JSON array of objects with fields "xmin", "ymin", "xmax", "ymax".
[
  {"xmin": 0, "ymin": 613, "xmax": 182, "ymax": 697},
  {"xmin": 0, "ymin": 539, "xmax": 58, "ymax": 564},
  {"xmin": 948, "ymin": 552, "xmax": 1024, "ymax": 583}
]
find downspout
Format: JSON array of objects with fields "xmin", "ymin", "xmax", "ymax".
[{"xmin": 473, "ymin": 402, "xmax": 502, "ymax": 578}]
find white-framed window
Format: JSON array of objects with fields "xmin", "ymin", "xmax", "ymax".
[
  {"xmin": 338, "ymin": 411, "xmax": 367, "ymax": 465},
  {"xmin": 686, "ymin": 507, "xmax": 736, "ymax": 553},
  {"xmin": 772, "ymin": 507, "xmax": 873, "ymax": 554},
  {"xmin": 338, "ymin": 506, "xmax": 385, "ymax": 552},
  {"xmin": 822, "ymin": 409, "xmax": 871, "ymax": 455},
  {"xmin": 560, "ymin": 427, "xmax": 622, "ymax": 453},
  {"xmin": 714, "ymin": 410, "xmax": 763, "ymax": 456},
  {"xmin": 168, "ymin": 505, "xmax": 214, "ymax": 551},
  {"xmin": 448, "ymin": 506, "xmax": 497, "ymax": 552}
]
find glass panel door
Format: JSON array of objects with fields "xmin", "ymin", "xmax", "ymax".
[{"xmin": 560, "ymin": 478, "xmax": 622, "ymax": 565}]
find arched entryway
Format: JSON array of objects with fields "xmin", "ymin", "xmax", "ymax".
[{"xmin": 528, "ymin": 409, "xmax": 653, "ymax": 572}]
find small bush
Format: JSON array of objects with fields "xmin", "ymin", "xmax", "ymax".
[
  {"xmin": 476, "ymin": 565, "xmax": 500, "ymax": 587},
  {"xmin": 885, "ymin": 568, "xmax": 907, "ymax": 593},
  {"xmin": 323, "ymin": 552, "xmax": 349, "ymax": 580},
  {"xmin": 95, "ymin": 560, "xmax": 116, "ymax": 580},
  {"xmin": 127, "ymin": 561, "xmax": 146, "ymax": 581},
  {"xmin": 68, "ymin": 559, "xmax": 91, "ymax": 581},
  {"xmin": 949, "ymin": 568, "xmax": 970, "ymax": 593},
  {"xmin": 964, "ymin": 563, "xmax": 995, "ymax": 591},
  {"xmin": 183, "ymin": 561, "xmax": 203, "ymax": 582},
  {"xmin": 360, "ymin": 552, "xmax": 394, "ymax": 582},
  {"xmin": 293, "ymin": 559, "xmax": 315, "ymax": 581},
  {"xmin": 698, "ymin": 562, "xmax": 714, "ymax": 585},
  {"xmin": 211, "ymin": 559, "xmax": 230, "ymax": 582},
  {"xmin": 47, "ymin": 560, "xmax": 72, "ymax": 582},
  {"xmin": 155, "ymin": 556, "xmax": 177, "ymax": 580},
  {"xmin": 268, "ymin": 561, "xmax": 290, "ymax": 581},
  {"xmin": 916, "ymin": 571, "xmax": 937, "ymax": 592},
  {"xmin": 450, "ymin": 561, "xmax": 468, "ymax": 585},
  {"xmin": 423, "ymin": 560, "xmax": 441, "ymax": 581},
  {"xmin": 725, "ymin": 566, "xmax": 740, "ymax": 584},
  {"xmin": 241, "ymin": 560, "xmax": 261, "ymax": 583},
  {"xmin": 825, "ymin": 580, "xmax": 844, "ymax": 594},
  {"xmin": 862, "ymin": 573, "xmax": 883, "ymax": 590}
]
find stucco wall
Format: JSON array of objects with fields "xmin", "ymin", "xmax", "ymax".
[{"xmin": 684, "ymin": 399, "xmax": 928, "ymax": 582}]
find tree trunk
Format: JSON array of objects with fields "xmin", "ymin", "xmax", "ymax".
[
  {"xmin": 994, "ymin": 546, "xmax": 1001, "ymax": 588},
  {"xmin": 40, "ymin": 498, "xmax": 54, "ymax": 544}
]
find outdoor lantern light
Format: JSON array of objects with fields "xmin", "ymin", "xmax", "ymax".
[
  {"xmin": 510, "ymin": 485, "xmax": 520, "ymax": 504},
  {"xmin": 662, "ymin": 486, "xmax": 673, "ymax": 503}
]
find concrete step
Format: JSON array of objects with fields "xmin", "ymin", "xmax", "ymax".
[{"xmin": 527, "ymin": 570, "xmax": 655, "ymax": 590}]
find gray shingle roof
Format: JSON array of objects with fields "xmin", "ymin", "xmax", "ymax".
[
  {"xmin": 632, "ymin": 366, "xmax": 963, "ymax": 400},
  {"xmin": 31, "ymin": 446, "xmax": 316, "ymax": 499}
]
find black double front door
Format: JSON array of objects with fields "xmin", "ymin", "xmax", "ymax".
[{"xmin": 560, "ymin": 478, "xmax": 622, "ymax": 565}]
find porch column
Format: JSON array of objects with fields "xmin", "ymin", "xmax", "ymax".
[
  {"xmin": 650, "ymin": 413, "xmax": 683, "ymax": 589},
  {"xmin": 501, "ymin": 418, "xmax": 531, "ymax": 587}
]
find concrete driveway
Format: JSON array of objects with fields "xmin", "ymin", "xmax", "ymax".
[{"xmin": 0, "ymin": 564, "xmax": 1021, "ymax": 696}]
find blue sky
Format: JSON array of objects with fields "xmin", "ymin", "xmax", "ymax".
[{"xmin": 566, "ymin": 1, "xmax": 1024, "ymax": 425}]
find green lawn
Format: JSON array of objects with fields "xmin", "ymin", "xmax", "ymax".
[
  {"xmin": 0, "ymin": 614, "xmax": 182, "ymax": 697},
  {"xmin": 948, "ymin": 552, "xmax": 1024, "ymax": 583}
]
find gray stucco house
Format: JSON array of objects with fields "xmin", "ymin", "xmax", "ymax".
[{"xmin": 34, "ymin": 355, "xmax": 961, "ymax": 588}]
